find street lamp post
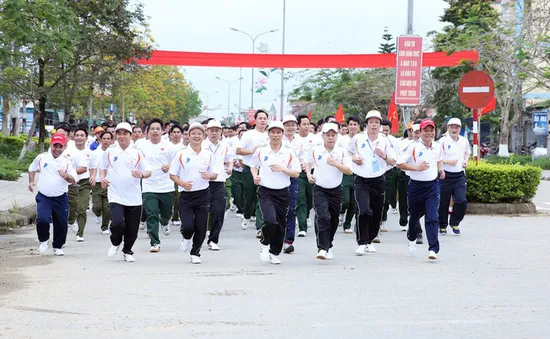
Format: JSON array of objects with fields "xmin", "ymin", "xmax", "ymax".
[
  {"xmin": 229, "ymin": 27, "xmax": 278, "ymax": 113},
  {"xmin": 205, "ymin": 91, "xmax": 219, "ymax": 117},
  {"xmin": 216, "ymin": 76, "xmax": 243, "ymax": 117},
  {"xmin": 280, "ymin": 0, "xmax": 287, "ymax": 120}
]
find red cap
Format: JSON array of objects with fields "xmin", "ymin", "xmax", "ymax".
[
  {"xmin": 51, "ymin": 133, "xmax": 67, "ymax": 147},
  {"xmin": 420, "ymin": 119, "xmax": 436, "ymax": 130}
]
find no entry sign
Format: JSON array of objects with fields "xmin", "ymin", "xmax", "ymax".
[
  {"xmin": 395, "ymin": 36, "xmax": 423, "ymax": 106},
  {"xmin": 458, "ymin": 71, "xmax": 495, "ymax": 109}
]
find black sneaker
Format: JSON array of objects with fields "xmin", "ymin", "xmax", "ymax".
[
  {"xmin": 416, "ymin": 234, "xmax": 423, "ymax": 244},
  {"xmin": 283, "ymin": 243, "xmax": 295, "ymax": 254},
  {"xmin": 439, "ymin": 228, "xmax": 447, "ymax": 235}
]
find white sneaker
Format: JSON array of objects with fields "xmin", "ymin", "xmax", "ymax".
[
  {"xmin": 208, "ymin": 242, "xmax": 220, "ymax": 251},
  {"xmin": 260, "ymin": 245, "xmax": 270, "ymax": 262},
  {"xmin": 366, "ymin": 244, "xmax": 377, "ymax": 253},
  {"xmin": 76, "ymin": 236, "xmax": 84, "ymax": 242},
  {"xmin": 297, "ymin": 231, "xmax": 307, "ymax": 237},
  {"xmin": 316, "ymin": 249, "xmax": 327, "ymax": 260},
  {"xmin": 38, "ymin": 241, "xmax": 48, "ymax": 254},
  {"xmin": 344, "ymin": 228, "xmax": 353, "ymax": 234},
  {"xmin": 69, "ymin": 223, "xmax": 78, "ymax": 233},
  {"xmin": 230, "ymin": 204, "xmax": 237, "ymax": 212},
  {"xmin": 236, "ymin": 213, "xmax": 243, "ymax": 219},
  {"xmin": 392, "ymin": 208, "xmax": 398, "ymax": 214},
  {"xmin": 256, "ymin": 230, "xmax": 262, "ymax": 239},
  {"xmin": 150, "ymin": 244, "xmax": 160, "ymax": 252},
  {"xmin": 400, "ymin": 226, "xmax": 408, "ymax": 232},
  {"xmin": 428, "ymin": 250, "xmax": 438, "ymax": 260},
  {"xmin": 355, "ymin": 245, "xmax": 366, "ymax": 256},
  {"xmin": 101, "ymin": 229, "xmax": 111, "ymax": 235},
  {"xmin": 190, "ymin": 255, "xmax": 202, "ymax": 264},
  {"xmin": 339, "ymin": 214, "xmax": 344, "ymax": 226},
  {"xmin": 408, "ymin": 240, "xmax": 417, "ymax": 255},
  {"xmin": 172, "ymin": 220, "xmax": 181, "ymax": 227},
  {"xmin": 123, "ymin": 254, "xmax": 135, "ymax": 262},
  {"xmin": 269, "ymin": 254, "xmax": 281, "ymax": 264},
  {"xmin": 108, "ymin": 245, "xmax": 120, "ymax": 257},
  {"xmin": 161, "ymin": 224, "xmax": 171, "ymax": 236},
  {"xmin": 307, "ymin": 218, "xmax": 312, "ymax": 228},
  {"xmin": 251, "ymin": 216, "xmax": 256, "ymax": 222},
  {"xmin": 326, "ymin": 249, "xmax": 334, "ymax": 260},
  {"xmin": 180, "ymin": 239, "xmax": 192, "ymax": 253},
  {"xmin": 95, "ymin": 216, "xmax": 101, "ymax": 225},
  {"xmin": 380, "ymin": 223, "xmax": 388, "ymax": 232},
  {"xmin": 53, "ymin": 248, "xmax": 64, "ymax": 256},
  {"xmin": 241, "ymin": 218, "xmax": 249, "ymax": 230},
  {"xmin": 139, "ymin": 221, "xmax": 146, "ymax": 230}
]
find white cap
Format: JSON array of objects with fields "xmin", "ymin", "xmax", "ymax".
[
  {"xmin": 365, "ymin": 110, "xmax": 382, "ymax": 122},
  {"xmin": 412, "ymin": 123, "xmax": 420, "ymax": 132},
  {"xmin": 188, "ymin": 122, "xmax": 205, "ymax": 133},
  {"xmin": 267, "ymin": 120, "xmax": 284, "ymax": 132},
  {"xmin": 447, "ymin": 118, "xmax": 462, "ymax": 127},
  {"xmin": 322, "ymin": 123, "xmax": 339, "ymax": 134},
  {"xmin": 282, "ymin": 115, "xmax": 297, "ymax": 124},
  {"xmin": 115, "ymin": 122, "xmax": 132, "ymax": 134},
  {"xmin": 206, "ymin": 119, "xmax": 222, "ymax": 129}
]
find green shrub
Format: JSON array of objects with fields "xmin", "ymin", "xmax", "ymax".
[
  {"xmin": 486, "ymin": 154, "xmax": 532, "ymax": 165},
  {"xmin": 466, "ymin": 162, "xmax": 541, "ymax": 203},
  {"xmin": 530, "ymin": 157, "xmax": 550, "ymax": 170}
]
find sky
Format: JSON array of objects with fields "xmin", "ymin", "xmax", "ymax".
[{"xmin": 138, "ymin": 0, "xmax": 450, "ymax": 121}]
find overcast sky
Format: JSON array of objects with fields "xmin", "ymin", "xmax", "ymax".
[{"xmin": 138, "ymin": 0, "xmax": 449, "ymax": 121}]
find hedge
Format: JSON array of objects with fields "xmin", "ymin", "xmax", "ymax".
[
  {"xmin": 466, "ymin": 162, "xmax": 541, "ymax": 203},
  {"xmin": 0, "ymin": 135, "xmax": 46, "ymax": 181},
  {"xmin": 486, "ymin": 154, "xmax": 550, "ymax": 170}
]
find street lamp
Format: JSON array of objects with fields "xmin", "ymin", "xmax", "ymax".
[
  {"xmin": 205, "ymin": 91, "xmax": 219, "ymax": 117},
  {"xmin": 216, "ymin": 76, "xmax": 243, "ymax": 117},
  {"xmin": 229, "ymin": 27, "xmax": 278, "ymax": 112}
]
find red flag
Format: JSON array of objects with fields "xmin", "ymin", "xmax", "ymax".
[
  {"xmin": 307, "ymin": 110, "xmax": 312, "ymax": 121},
  {"xmin": 335, "ymin": 104, "xmax": 345, "ymax": 123},
  {"xmin": 388, "ymin": 92, "xmax": 399, "ymax": 134},
  {"xmin": 480, "ymin": 96, "xmax": 496, "ymax": 116}
]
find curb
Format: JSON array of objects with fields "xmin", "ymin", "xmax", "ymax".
[
  {"xmin": 0, "ymin": 203, "xmax": 37, "ymax": 228},
  {"xmin": 541, "ymin": 176, "xmax": 550, "ymax": 181},
  {"xmin": 467, "ymin": 202, "xmax": 536, "ymax": 215}
]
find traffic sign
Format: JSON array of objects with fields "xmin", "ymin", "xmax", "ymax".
[
  {"xmin": 458, "ymin": 71, "xmax": 494, "ymax": 109},
  {"xmin": 395, "ymin": 36, "xmax": 423, "ymax": 106}
]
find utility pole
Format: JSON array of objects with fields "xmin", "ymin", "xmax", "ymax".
[
  {"xmin": 279, "ymin": 0, "xmax": 287, "ymax": 120},
  {"xmin": 403, "ymin": 0, "xmax": 414, "ymax": 124}
]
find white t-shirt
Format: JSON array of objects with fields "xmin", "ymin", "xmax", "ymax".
[
  {"xmin": 250, "ymin": 145, "xmax": 301, "ymax": 189},
  {"xmin": 202, "ymin": 138, "xmax": 235, "ymax": 182},
  {"xmin": 397, "ymin": 140, "xmax": 443, "ymax": 182},
  {"xmin": 134, "ymin": 139, "xmax": 177, "ymax": 193},
  {"xmin": 237, "ymin": 129, "xmax": 268, "ymax": 167},
  {"xmin": 348, "ymin": 133, "xmax": 395, "ymax": 179},
  {"xmin": 90, "ymin": 147, "xmax": 107, "ymax": 182},
  {"xmin": 336, "ymin": 134, "xmax": 351, "ymax": 149},
  {"xmin": 169, "ymin": 147, "xmax": 222, "ymax": 192},
  {"xmin": 101, "ymin": 145, "xmax": 151, "ymax": 206},
  {"xmin": 72, "ymin": 146, "xmax": 92, "ymax": 181},
  {"xmin": 28, "ymin": 152, "xmax": 77, "ymax": 197},
  {"xmin": 308, "ymin": 145, "xmax": 352, "ymax": 189},
  {"xmin": 294, "ymin": 133, "xmax": 321, "ymax": 164},
  {"xmin": 439, "ymin": 135, "xmax": 471, "ymax": 173},
  {"xmin": 61, "ymin": 145, "xmax": 87, "ymax": 181}
]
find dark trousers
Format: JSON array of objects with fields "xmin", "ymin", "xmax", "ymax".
[
  {"xmin": 92, "ymin": 185, "xmax": 110, "ymax": 231},
  {"xmin": 397, "ymin": 170, "xmax": 410, "ymax": 227},
  {"xmin": 208, "ymin": 182, "xmax": 227, "ymax": 244},
  {"xmin": 439, "ymin": 171, "xmax": 467, "ymax": 228},
  {"xmin": 354, "ymin": 175, "xmax": 385, "ymax": 245},
  {"xmin": 340, "ymin": 174, "xmax": 356, "ymax": 230},
  {"xmin": 242, "ymin": 166, "xmax": 257, "ymax": 219},
  {"xmin": 75, "ymin": 179, "xmax": 91, "ymax": 237},
  {"xmin": 407, "ymin": 179, "xmax": 440, "ymax": 253},
  {"xmin": 68, "ymin": 185, "xmax": 78, "ymax": 224},
  {"xmin": 382, "ymin": 167, "xmax": 399, "ymax": 222},
  {"xmin": 171, "ymin": 186, "xmax": 180, "ymax": 221},
  {"xmin": 296, "ymin": 171, "xmax": 313, "ymax": 232},
  {"xmin": 313, "ymin": 185, "xmax": 342, "ymax": 251},
  {"xmin": 285, "ymin": 177, "xmax": 298, "ymax": 244},
  {"xmin": 109, "ymin": 203, "xmax": 141, "ymax": 255},
  {"xmin": 143, "ymin": 192, "xmax": 172, "ymax": 246},
  {"xmin": 230, "ymin": 171, "xmax": 244, "ymax": 214},
  {"xmin": 258, "ymin": 186, "xmax": 290, "ymax": 255},
  {"xmin": 36, "ymin": 192, "xmax": 69, "ymax": 249},
  {"xmin": 179, "ymin": 188, "xmax": 211, "ymax": 256}
]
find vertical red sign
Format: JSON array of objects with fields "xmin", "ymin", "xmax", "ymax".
[
  {"xmin": 395, "ymin": 36, "xmax": 423, "ymax": 106},
  {"xmin": 248, "ymin": 109, "xmax": 256, "ymax": 124}
]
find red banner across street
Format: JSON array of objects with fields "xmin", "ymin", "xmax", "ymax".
[{"xmin": 395, "ymin": 36, "xmax": 423, "ymax": 106}]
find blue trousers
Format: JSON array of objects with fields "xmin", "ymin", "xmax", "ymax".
[
  {"xmin": 407, "ymin": 179, "xmax": 440, "ymax": 253},
  {"xmin": 285, "ymin": 177, "xmax": 298, "ymax": 244},
  {"xmin": 36, "ymin": 192, "xmax": 69, "ymax": 249},
  {"xmin": 438, "ymin": 171, "xmax": 467, "ymax": 228}
]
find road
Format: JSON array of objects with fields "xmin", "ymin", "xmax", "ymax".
[{"xmin": 1, "ymin": 205, "xmax": 549, "ymax": 338}]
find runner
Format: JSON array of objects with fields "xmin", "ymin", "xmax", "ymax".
[
  {"xmin": 101, "ymin": 122, "xmax": 152, "ymax": 262},
  {"xmin": 380, "ymin": 118, "xmax": 402, "ymax": 232},
  {"xmin": 306, "ymin": 123, "xmax": 352, "ymax": 260},
  {"xmin": 282, "ymin": 114, "xmax": 299, "ymax": 253},
  {"xmin": 230, "ymin": 128, "xmax": 246, "ymax": 218},
  {"xmin": 250, "ymin": 121, "xmax": 300, "ymax": 264},
  {"xmin": 169, "ymin": 124, "xmax": 187, "ymax": 227},
  {"xmin": 348, "ymin": 111, "xmax": 396, "ymax": 255},
  {"xmin": 397, "ymin": 118, "xmax": 444, "ymax": 261},
  {"xmin": 438, "ymin": 118, "xmax": 470, "ymax": 235},
  {"xmin": 70, "ymin": 126, "xmax": 93, "ymax": 242},
  {"xmin": 169, "ymin": 122, "xmax": 221, "ymax": 264},
  {"xmin": 89, "ymin": 131, "xmax": 113, "ymax": 235},
  {"xmin": 28, "ymin": 133, "xmax": 77, "ymax": 256}
]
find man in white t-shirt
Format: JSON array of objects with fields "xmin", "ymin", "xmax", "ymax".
[
  {"xmin": 89, "ymin": 130, "xmax": 113, "ymax": 235},
  {"xmin": 70, "ymin": 126, "xmax": 93, "ymax": 242},
  {"xmin": 380, "ymin": 118, "xmax": 402, "ymax": 232},
  {"xmin": 230, "ymin": 127, "xmax": 247, "ymax": 217},
  {"xmin": 281, "ymin": 115, "xmax": 299, "ymax": 253}
]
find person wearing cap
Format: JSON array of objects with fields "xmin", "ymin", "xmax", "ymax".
[
  {"xmin": 380, "ymin": 118, "xmax": 402, "ymax": 232},
  {"xmin": 28, "ymin": 133, "xmax": 77, "ymax": 256},
  {"xmin": 438, "ymin": 118, "xmax": 471, "ymax": 235},
  {"xmin": 133, "ymin": 118, "xmax": 177, "ymax": 253},
  {"xmin": 230, "ymin": 127, "xmax": 247, "ymax": 218},
  {"xmin": 169, "ymin": 122, "xmax": 221, "ymax": 264},
  {"xmin": 89, "ymin": 131, "xmax": 113, "ymax": 235},
  {"xmin": 305, "ymin": 123, "xmax": 353, "ymax": 260},
  {"xmin": 281, "ymin": 114, "xmax": 300, "ymax": 253},
  {"xmin": 250, "ymin": 120, "xmax": 300, "ymax": 264},
  {"xmin": 236, "ymin": 110, "xmax": 269, "ymax": 235},
  {"xmin": 397, "ymin": 118, "xmax": 444, "ymax": 261},
  {"xmin": 167, "ymin": 124, "xmax": 187, "ymax": 227},
  {"xmin": 203, "ymin": 119, "xmax": 235, "ymax": 251},
  {"xmin": 101, "ymin": 122, "xmax": 152, "ymax": 263},
  {"xmin": 90, "ymin": 126, "xmax": 105, "ymax": 151},
  {"xmin": 348, "ymin": 110, "xmax": 396, "ymax": 256}
]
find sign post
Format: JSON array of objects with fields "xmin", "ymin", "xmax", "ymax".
[{"xmin": 458, "ymin": 70, "xmax": 495, "ymax": 165}]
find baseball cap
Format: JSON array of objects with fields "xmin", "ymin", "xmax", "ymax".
[
  {"xmin": 94, "ymin": 126, "xmax": 105, "ymax": 133},
  {"xmin": 282, "ymin": 115, "xmax": 297, "ymax": 124},
  {"xmin": 206, "ymin": 119, "xmax": 222, "ymax": 129},
  {"xmin": 115, "ymin": 122, "xmax": 133, "ymax": 134},
  {"xmin": 412, "ymin": 123, "xmax": 420, "ymax": 132},
  {"xmin": 406, "ymin": 122, "xmax": 413, "ymax": 130},
  {"xmin": 267, "ymin": 120, "xmax": 284, "ymax": 132},
  {"xmin": 188, "ymin": 122, "xmax": 205, "ymax": 133},
  {"xmin": 322, "ymin": 123, "xmax": 339, "ymax": 134},
  {"xmin": 447, "ymin": 118, "xmax": 462, "ymax": 127},
  {"xmin": 51, "ymin": 133, "xmax": 67, "ymax": 147},
  {"xmin": 365, "ymin": 110, "xmax": 382, "ymax": 122},
  {"xmin": 420, "ymin": 119, "xmax": 436, "ymax": 130}
]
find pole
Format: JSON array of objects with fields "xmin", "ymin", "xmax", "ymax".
[
  {"xmin": 279, "ymin": 0, "xmax": 286, "ymax": 121},
  {"xmin": 251, "ymin": 41, "xmax": 255, "ymax": 110},
  {"xmin": 239, "ymin": 68, "xmax": 242, "ymax": 119},
  {"xmin": 473, "ymin": 108, "xmax": 479, "ymax": 165},
  {"xmin": 121, "ymin": 71, "xmax": 125, "ymax": 121},
  {"xmin": 227, "ymin": 83, "xmax": 231, "ymax": 117},
  {"xmin": 407, "ymin": 0, "xmax": 414, "ymax": 35}
]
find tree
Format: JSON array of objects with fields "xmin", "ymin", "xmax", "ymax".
[{"xmin": 378, "ymin": 27, "xmax": 396, "ymax": 54}]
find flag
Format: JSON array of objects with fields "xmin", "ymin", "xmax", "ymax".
[
  {"xmin": 480, "ymin": 96, "xmax": 496, "ymax": 116},
  {"xmin": 335, "ymin": 104, "xmax": 345, "ymax": 123},
  {"xmin": 307, "ymin": 110, "xmax": 312, "ymax": 121},
  {"xmin": 388, "ymin": 92, "xmax": 399, "ymax": 134}
]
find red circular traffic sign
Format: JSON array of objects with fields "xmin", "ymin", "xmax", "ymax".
[{"xmin": 458, "ymin": 70, "xmax": 495, "ymax": 109}]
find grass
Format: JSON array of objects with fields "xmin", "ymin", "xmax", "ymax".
[
  {"xmin": 0, "ymin": 151, "xmax": 38, "ymax": 181},
  {"xmin": 485, "ymin": 155, "xmax": 550, "ymax": 170}
]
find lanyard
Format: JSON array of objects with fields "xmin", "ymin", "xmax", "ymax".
[
  {"xmin": 420, "ymin": 140, "xmax": 432, "ymax": 150},
  {"xmin": 209, "ymin": 142, "xmax": 221, "ymax": 156}
]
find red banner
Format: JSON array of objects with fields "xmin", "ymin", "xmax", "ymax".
[
  {"xmin": 395, "ymin": 36, "xmax": 423, "ymax": 105},
  {"xmin": 135, "ymin": 50, "xmax": 478, "ymax": 69}
]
